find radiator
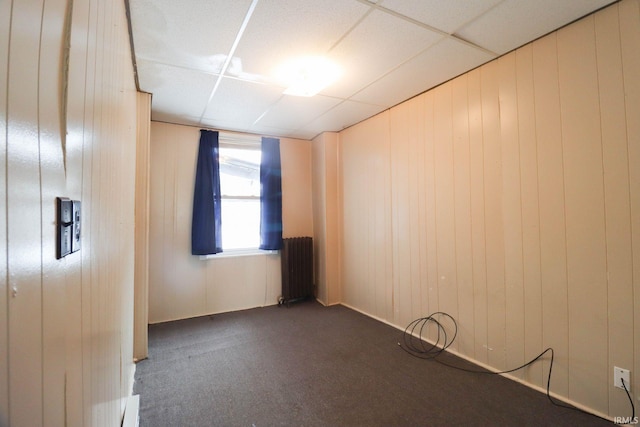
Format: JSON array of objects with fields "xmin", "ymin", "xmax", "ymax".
[{"xmin": 279, "ymin": 237, "xmax": 314, "ymax": 305}]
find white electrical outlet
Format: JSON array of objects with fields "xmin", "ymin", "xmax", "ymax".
[{"xmin": 614, "ymin": 366, "xmax": 631, "ymax": 391}]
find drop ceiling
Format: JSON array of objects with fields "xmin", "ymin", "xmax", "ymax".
[{"xmin": 128, "ymin": 0, "xmax": 617, "ymax": 140}]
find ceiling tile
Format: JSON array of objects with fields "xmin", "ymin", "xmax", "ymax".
[
  {"xmin": 303, "ymin": 100, "xmax": 386, "ymax": 135},
  {"xmin": 233, "ymin": 0, "xmax": 369, "ymax": 83},
  {"xmin": 351, "ymin": 37, "xmax": 494, "ymax": 106},
  {"xmin": 130, "ymin": 0, "xmax": 618, "ymax": 140},
  {"xmin": 152, "ymin": 112, "xmax": 201, "ymax": 128},
  {"xmin": 252, "ymin": 94, "xmax": 342, "ymax": 131},
  {"xmin": 379, "ymin": 0, "xmax": 502, "ymax": 34},
  {"xmin": 202, "ymin": 77, "xmax": 285, "ymax": 129},
  {"xmin": 322, "ymin": 9, "xmax": 443, "ymax": 99},
  {"xmin": 456, "ymin": 0, "xmax": 617, "ymax": 55},
  {"xmin": 137, "ymin": 59, "xmax": 217, "ymax": 119},
  {"xmin": 130, "ymin": 0, "xmax": 254, "ymax": 70},
  {"xmin": 249, "ymin": 123, "xmax": 316, "ymax": 140}
]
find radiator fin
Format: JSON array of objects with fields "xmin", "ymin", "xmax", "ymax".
[{"xmin": 280, "ymin": 237, "xmax": 313, "ymax": 305}]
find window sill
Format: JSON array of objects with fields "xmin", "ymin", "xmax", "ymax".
[{"xmin": 199, "ymin": 249, "xmax": 278, "ymax": 260}]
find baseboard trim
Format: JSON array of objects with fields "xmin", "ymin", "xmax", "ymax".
[{"xmin": 122, "ymin": 394, "xmax": 140, "ymax": 427}]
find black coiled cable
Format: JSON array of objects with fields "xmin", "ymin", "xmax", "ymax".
[
  {"xmin": 398, "ymin": 313, "xmax": 633, "ymax": 422},
  {"xmin": 400, "ymin": 312, "xmax": 457, "ymax": 359}
]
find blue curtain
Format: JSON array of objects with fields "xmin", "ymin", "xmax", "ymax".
[
  {"xmin": 260, "ymin": 137, "xmax": 283, "ymax": 250},
  {"xmin": 191, "ymin": 130, "xmax": 223, "ymax": 255}
]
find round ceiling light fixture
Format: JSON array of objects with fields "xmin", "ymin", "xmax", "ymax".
[{"xmin": 275, "ymin": 56, "xmax": 341, "ymax": 97}]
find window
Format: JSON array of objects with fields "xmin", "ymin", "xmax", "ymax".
[{"xmin": 219, "ymin": 136, "xmax": 261, "ymax": 251}]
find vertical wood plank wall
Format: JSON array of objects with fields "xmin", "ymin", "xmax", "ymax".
[
  {"xmin": 339, "ymin": 0, "xmax": 639, "ymax": 418},
  {"xmin": 0, "ymin": 0, "xmax": 8, "ymax": 420},
  {"xmin": 135, "ymin": 93, "xmax": 152, "ymax": 361},
  {"xmin": 148, "ymin": 122, "xmax": 314, "ymax": 323},
  {"xmin": 1, "ymin": 0, "xmax": 138, "ymax": 426},
  {"xmin": 312, "ymin": 132, "xmax": 341, "ymax": 306}
]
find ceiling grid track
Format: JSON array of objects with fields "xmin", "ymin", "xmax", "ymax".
[
  {"xmin": 128, "ymin": 0, "xmax": 619, "ymax": 139},
  {"xmin": 199, "ymin": 0, "xmax": 260, "ymax": 123}
]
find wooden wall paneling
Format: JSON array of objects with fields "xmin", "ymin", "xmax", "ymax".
[
  {"xmin": 619, "ymin": 0, "xmax": 640, "ymax": 403},
  {"xmin": 433, "ymin": 84, "xmax": 459, "ymax": 349},
  {"xmin": 350, "ymin": 133, "xmax": 368, "ymax": 314},
  {"xmin": 89, "ymin": 0, "xmax": 109, "ymax": 417},
  {"xmin": 40, "ymin": 0, "xmax": 69, "ymax": 419},
  {"xmin": 320, "ymin": 140, "xmax": 330, "ymax": 303},
  {"xmin": 245, "ymin": 256, "xmax": 268, "ymax": 308},
  {"xmin": 146, "ymin": 123, "xmax": 316, "ymax": 322},
  {"xmin": 312, "ymin": 136, "xmax": 327, "ymax": 304},
  {"xmin": 356, "ymin": 132, "xmax": 372, "ymax": 315},
  {"xmin": 323, "ymin": 134, "xmax": 341, "ymax": 307},
  {"xmin": 451, "ymin": 75, "xmax": 475, "ymax": 357},
  {"xmin": 374, "ymin": 116, "xmax": 393, "ymax": 321},
  {"xmin": 205, "ymin": 259, "xmax": 221, "ymax": 314},
  {"xmin": 264, "ymin": 253, "xmax": 282, "ymax": 306},
  {"xmin": 531, "ymin": 33, "xmax": 569, "ymax": 398},
  {"xmin": 480, "ymin": 60, "xmax": 506, "ymax": 370},
  {"xmin": 151, "ymin": 125, "xmax": 167, "ymax": 321},
  {"xmin": 337, "ymin": 126, "xmax": 353, "ymax": 307},
  {"xmin": 336, "ymin": 134, "xmax": 346, "ymax": 310},
  {"xmin": 148, "ymin": 125, "xmax": 167, "ymax": 323},
  {"xmin": 114, "ymin": 39, "xmax": 137, "ymax": 419},
  {"xmin": 205, "ymin": 258, "xmax": 226, "ymax": 313},
  {"xmin": 390, "ymin": 103, "xmax": 414, "ymax": 327},
  {"xmin": 595, "ymin": 3, "xmax": 635, "ymax": 416},
  {"xmin": 238, "ymin": 256, "xmax": 252, "ymax": 307},
  {"xmin": 281, "ymin": 138, "xmax": 314, "ymax": 239},
  {"xmin": 357, "ymin": 123, "xmax": 374, "ymax": 314},
  {"xmin": 339, "ymin": 122, "xmax": 368, "ymax": 309},
  {"xmin": 175, "ymin": 135, "xmax": 207, "ymax": 319},
  {"xmin": 388, "ymin": 107, "xmax": 403, "ymax": 323},
  {"xmin": 210, "ymin": 258, "xmax": 240, "ymax": 313},
  {"xmin": 5, "ymin": 0, "xmax": 163, "ymax": 418},
  {"xmin": 397, "ymin": 96, "xmax": 426, "ymax": 322},
  {"xmin": 340, "ymin": 113, "xmax": 392, "ymax": 319},
  {"xmin": 364, "ymin": 129, "xmax": 376, "ymax": 316},
  {"xmin": 88, "ymin": 133, "xmax": 101, "ymax": 426},
  {"xmin": 162, "ymin": 130, "xmax": 178, "ymax": 320},
  {"xmin": 321, "ymin": 142, "xmax": 340, "ymax": 305},
  {"xmin": 319, "ymin": 136, "xmax": 330, "ymax": 304},
  {"xmin": 515, "ymin": 44, "xmax": 544, "ymax": 388},
  {"xmin": 498, "ymin": 52, "xmax": 525, "ymax": 378},
  {"xmin": 0, "ymin": 0, "xmax": 10, "ymax": 420},
  {"xmin": 557, "ymin": 16, "xmax": 608, "ymax": 411},
  {"xmin": 65, "ymin": 0, "xmax": 91, "ymax": 422},
  {"xmin": 160, "ymin": 124, "xmax": 182, "ymax": 320},
  {"xmin": 467, "ymin": 68, "xmax": 488, "ymax": 364},
  {"xmin": 134, "ymin": 92, "xmax": 151, "ymax": 361},
  {"xmin": 7, "ymin": 1, "xmax": 45, "ymax": 425},
  {"xmin": 206, "ymin": 257, "xmax": 256, "ymax": 314},
  {"xmin": 94, "ymin": 2, "xmax": 112, "ymax": 421},
  {"xmin": 408, "ymin": 96, "xmax": 426, "ymax": 323},
  {"xmin": 235, "ymin": 257, "xmax": 250, "ymax": 307},
  {"xmin": 81, "ymin": 0, "xmax": 99, "ymax": 421},
  {"xmin": 370, "ymin": 112, "xmax": 395, "ymax": 320},
  {"xmin": 412, "ymin": 94, "xmax": 429, "ymax": 320},
  {"xmin": 422, "ymin": 92, "xmax": 439, "ymax": 341},
  {"xmin": 171, "ymin": 129, "xmax": 199, "ymax": 318},
  {"xmin": 334, "ymin": 0, "xmax": 636, "ymax": 417},
  {"xmin": 230, "ymin": 257, "xmax": 250, "ymax": 311}
]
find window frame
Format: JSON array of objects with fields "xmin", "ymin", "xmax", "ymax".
[{"xmin": 215, "ymin": 133, "xmax": 263, "ymax": 255}]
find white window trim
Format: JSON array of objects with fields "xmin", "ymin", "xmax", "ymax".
[
  {"xmin": 211, "ymin": 132, "xmax": 263, "ymax": 257},
  {"xmin": 199, "ymin": 249, "xmax": 278, "ymax": 260},
  {"xmin": 219, "ymin": 131, "xmax": 261, "ymax": 148}
]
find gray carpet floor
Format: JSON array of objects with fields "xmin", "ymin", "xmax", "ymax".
[{"xmin": 134, "ymin": 300, "xmax": 612, "ymax": 426}]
